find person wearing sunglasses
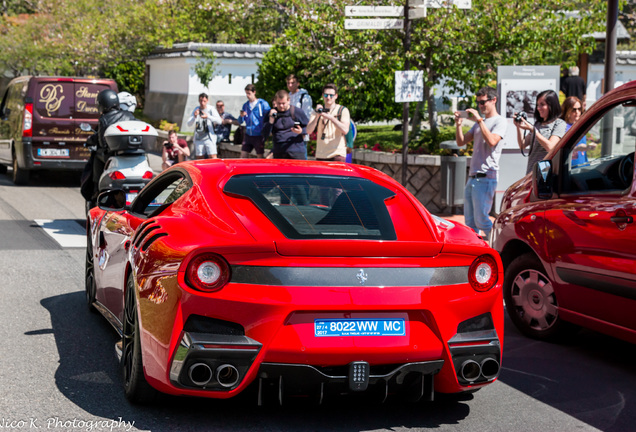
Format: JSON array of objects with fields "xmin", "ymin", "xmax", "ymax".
[
  {"xmin": 514, "ymin": 89, "xmax": 566, "ymax": 174},
  {"xmin": 307, "ymin": 83, "xmax": 350, "ymax": 162},
  {"xmin": 561, "ymin": 96, "xmax": 595, "ymax": 167},
  {"xmin": 454, "ymin": 86, "xmax": 507, "ymax": 243}
]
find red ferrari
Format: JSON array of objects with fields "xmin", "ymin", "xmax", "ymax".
[{"xmin": 85, "ymin": 159, "xmax": 503, "ymax": 404}]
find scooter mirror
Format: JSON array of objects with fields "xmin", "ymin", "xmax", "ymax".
[{"xmin": 79, "ymin": 122, "xmax": 93, "ymax": 132}]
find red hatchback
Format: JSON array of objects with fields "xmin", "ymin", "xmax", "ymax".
[
  {"xmin": 86, "ymin": 159, "xmax": 503, "ymax": 404},
  {"xmin": 492, "ymin": 81, "xmax": 636, "ymax": 343}
]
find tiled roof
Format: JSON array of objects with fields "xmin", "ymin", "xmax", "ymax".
[{"xmin": 148, "ymin": 43, "xmax": 272, "ymax": 59}]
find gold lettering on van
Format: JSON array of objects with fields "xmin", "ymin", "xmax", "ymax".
[
  {"xmin": 75, "ymin": 86, "xmax": 99, "ymax": 100},
  {"xmin": 49, "ymin": 127, "xmax": 71, "ymax": 135},
  {"xmin": 76, "ymin": 100, "xmax": 99, "ymax": 114},
  {"xmin": 39, "ymin": 84, "xmax": 65, "ymax": 116}
]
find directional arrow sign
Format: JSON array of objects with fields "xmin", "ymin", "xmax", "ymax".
[
  {"xmin": 344, "ymin": 19, "xmax": 404, "ymax": 30},
  {"xmin": 345, "ymin": 6, "xmax": 403, "ymax": 17}
]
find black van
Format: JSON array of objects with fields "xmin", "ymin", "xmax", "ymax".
[{"xmin": 0, "ymin": 76, "xmax": 118, "ymax": 184}]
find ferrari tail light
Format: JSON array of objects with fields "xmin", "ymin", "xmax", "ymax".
[
  {"xmin": 109, "ymin": 171, "xmax": 126, "ymax": 180},
  {"xmin": 186, "ymin": 254, "xmax": 231, "ymax": 292},
  {"xmin": 142, "ymin": 170, "xmax": 153, "ymax": 179},
  {"xmin": 23, "ymin": 103, "xmax": 33, "ymax": 137},
  {"xmin": 468, "ymin": 255, "xmax": 498, "ymax": 292}
]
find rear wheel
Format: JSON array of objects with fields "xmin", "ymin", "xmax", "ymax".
[
  {"xmin": 122, "ymin": 273, "xmax": 157, "ymax": 403},
  {"xmin": 12, "ymin": 151, "xmax": 29, "ymax": 185},
  {"xmin": 504, "ymin": 253, "xmax": 576, "ymax": 341}
]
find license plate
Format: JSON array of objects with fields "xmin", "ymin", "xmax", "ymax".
[
  {"xmin": 314, "ymin": 319, "xmax": 405, "ymax": 337},
  {"xmin": 37, "ymin": 148, "xmax": 69, "ymax": 157}
]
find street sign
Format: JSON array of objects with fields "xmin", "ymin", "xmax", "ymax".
[
  {"xmin": 346, "ymin": 6, "xmax": 427, "ymax": 19},
  {"xmin": 345, "ymin": 6, "xmax": 403, "ymax": 17},
  {"xmin": 409, "ymin": 6, "xmax": 426, "ymax": 19},
  {"xmin": 425, "ymin": 0, "xmax": 471, "ymax": 9},
  {"xmin": 344, "ymin": 19, "xmax": 404, "ymax": 30}
]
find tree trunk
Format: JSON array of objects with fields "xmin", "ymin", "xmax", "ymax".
[
  {"xmin": 409, "ymin": 100, "xmax": 424, "ymax": 141},
  {"xmin": 426, "ymin": 83, "xmax": 438, "ymax": 142}
]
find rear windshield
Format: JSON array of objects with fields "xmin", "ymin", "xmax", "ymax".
[{"xmin": 224, "ymin": 175, "xmax": 397, "ymax": 240}]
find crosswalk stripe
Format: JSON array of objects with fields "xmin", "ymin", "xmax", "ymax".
[{"xmin": 34, "ymin": 219, "xmax": 86, "ymax": 248}]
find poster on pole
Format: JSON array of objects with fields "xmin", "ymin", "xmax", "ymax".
[{"xmin": 395, "ymin": 71, "xmax": 424, "ymax": 102}]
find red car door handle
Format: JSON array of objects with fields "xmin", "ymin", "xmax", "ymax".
[{"xmin": 610, "ymin": 215, "xmax": 634, "ymax": 224}]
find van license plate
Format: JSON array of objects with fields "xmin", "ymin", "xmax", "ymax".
[
  {"xmin": 314, "ymin": 319, "xmax": 405, "ymax": 337},
  {"xmin": 38, "ymin": 148, "xmax": 69, "ymax": 157}
]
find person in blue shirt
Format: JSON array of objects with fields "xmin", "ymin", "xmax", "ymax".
[
  {"xmin": 238, "ymin": 84, "xmax": 270, "ymax": 158},
  {"xmin": 561, "ymin": 96, "xmax": 595, "ymax": 167}
]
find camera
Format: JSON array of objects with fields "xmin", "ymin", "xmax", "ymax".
[
  {"xmin": 316, "ymin": 107, "xmax": 330, "ymax": 113},
  {"xmin": 514, "ymin": 112, "xmax": 527, "ymax": 123},
  {"xmin": 163, "ymin": 142, "xmax": 173, "ymax": 148},
  {"xmin": 271, "ymin": 111, "xmax": 277, "ymax": 118}
]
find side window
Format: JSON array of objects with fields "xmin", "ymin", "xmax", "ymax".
[
  {"xmin": 563, "ymin": 103, "xmax": 635, "ymax": 194},
  {"xmin": 132, "ymin": 174, "xmax": 192, "ymax": 217}
]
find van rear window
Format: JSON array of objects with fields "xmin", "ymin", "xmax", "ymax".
[
  {"xmin": 224, "ymin": 175, "xmax": 397, "ymax": 240},
  {"xmin": 36, "ymin": 82, "xmax": 74, "ymax": 118},
  {"xmin": 35, "ymin": 81, "xmax": 110, "ymax": 118}
]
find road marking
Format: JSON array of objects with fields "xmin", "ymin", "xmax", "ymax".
[{"xmin": 34, "ymin": 219, "xmax": 86, "ymax": 248}]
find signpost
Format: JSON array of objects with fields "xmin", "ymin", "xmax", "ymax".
[{"xmin": 344, "ymin": 0, "xmax": 471, "ymax": 185}]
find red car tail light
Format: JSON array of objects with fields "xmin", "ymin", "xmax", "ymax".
[
  {"xmin": 109, "ymin": 171, "xmax": 126, "ymax": 180},
  {"xmin": 468, "ymin": 255, "xmax": 498, "ymax": 292},
  {"xmin": 142, "ymin": 170, "xmax": 153, "ymax": 179},
  {"xmin": 186, "ymin": 254, "xmax": 231, "ymax": 292},
  {"xmin": 23, "ymin": 103, "xmax": 33, "ymax": 137}
]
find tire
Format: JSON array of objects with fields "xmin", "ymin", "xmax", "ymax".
[
  {"xmin": 85, "ymin": 237, "xmax": 97, "ymax": 312},
  {"xmin": 122, "ymin": 274, "xmax": 157, "ymax": 403},
  {"xmin": 503, "ymin": 253, "xmax": 576, "ymax": 341},
  {"xmin": 12, "ymin": 151, "xmax": 29, "ymax": 185}
]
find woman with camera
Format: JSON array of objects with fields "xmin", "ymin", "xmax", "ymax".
[{"xmin": 514, "ymin": 89, "xmax": 566, "ymax": 174}]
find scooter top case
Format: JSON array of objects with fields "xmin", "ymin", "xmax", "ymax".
[{"xmin": 104, "ymin": 120, "xmax": 158, "ymax": 153}]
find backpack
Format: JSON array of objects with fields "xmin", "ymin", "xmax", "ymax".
[{"xmin": 336, "ymin": 105, "xmax": 357, "ymax": 149}]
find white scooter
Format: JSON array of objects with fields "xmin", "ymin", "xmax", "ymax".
[{"xmin": 81, "ymin": 120, "xmax": 157, "ymax": 208}]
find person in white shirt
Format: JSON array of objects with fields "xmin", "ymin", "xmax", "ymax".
[{"xmin": 187, "ymin": 92, "xmax": 222, "ymax": 159}]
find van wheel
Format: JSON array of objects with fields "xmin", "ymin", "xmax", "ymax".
[
  {"xmin": 503, "ymin": 253, "xmax": 577, "ymax": 341},
  {"xmin": 12, "ymin": 152, "xmax": 29, "ymax": 185}
]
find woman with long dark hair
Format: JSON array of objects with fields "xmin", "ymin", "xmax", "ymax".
[{"xmin": 514, "ymin": 89, "xmax": 567, "ymax": 174}]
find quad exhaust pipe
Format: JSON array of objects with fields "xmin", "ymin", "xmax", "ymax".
[
  {"xmin": 189, "ymin": 362, "xmax": 213, "ymax": 386},
  {"xmin": 188, "ymin": 362, "xmax": 240, "ymax": 388},
  {"xmin": 216, "ymin": 364, "xmax": 240, "ymax": 388},
  {"xmin": 459, "ymin": 357, "xmax": 500, "ymax": 383}
]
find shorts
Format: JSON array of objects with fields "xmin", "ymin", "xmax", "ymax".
[
  {"xmin": 242, "ymin": 135, "xmax": 265, "ymax": 155},
  {"xmin": 164, "ymin": 158, "xmax": 177, "ymax": 167},
  {"xmin": 195, "ymin": 138, "xmax": 217, "ymax": 157}
]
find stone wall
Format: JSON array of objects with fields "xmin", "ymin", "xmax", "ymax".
[{"xmin": 217, "ymin": 142, "xmax": 467, "ymax": 214}]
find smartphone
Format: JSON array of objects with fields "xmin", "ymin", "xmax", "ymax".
[
  {"xmin": 458, "ymin": 110, "xmax": 470, "ymax": 119},
  {"xmin": 294, "ymin": 121, "xmax": 301, "ymax": 127}
]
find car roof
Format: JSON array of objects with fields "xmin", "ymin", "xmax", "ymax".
[{"xmin": 179, "ymin": 159, "xmax": 399, "ymax": 189}]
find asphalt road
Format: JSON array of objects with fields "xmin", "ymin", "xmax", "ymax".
[{"xmin": 0, "ymin": 168, "xmax": 635, "ymax": 432}]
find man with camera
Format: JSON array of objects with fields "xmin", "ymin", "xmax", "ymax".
[
  {"xmin": 454, "ymin": 86, "xmax": 507, "ymax": 242},
  {"xmin": 306, "ymin": 83, "xmax": 350, "ymax": 162},
  {"xmin": 187, "ymin": 92, "xmax": 222, "ymax": 159},
  {"xmin": 161, "ymin": 130, "xmax": 190, "ymax": 171},
  {"xmin": 262, "ymin": 90, "xmax": 308, "ymax": 160}
]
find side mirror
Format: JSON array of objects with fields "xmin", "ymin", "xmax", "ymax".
[
  {"xmin": 79, "ymin": 122, "xmax": 93, "ymax": 132},
  {"xmin": 97, "ymin": 189, "xmax": 127, "ymax": 211},
  {"xmin": 532, "ymin": 160, "xmax": 553, "ymax": 200}
]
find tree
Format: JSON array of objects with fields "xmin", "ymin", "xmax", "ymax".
[{"xmin": 258, "ymin": 0, "xmax": 606, "ymax": 136}]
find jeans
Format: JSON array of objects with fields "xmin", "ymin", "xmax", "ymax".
[{"xmin": 464, "ymin": 177, "xmax": 496, "ymax": 239}]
